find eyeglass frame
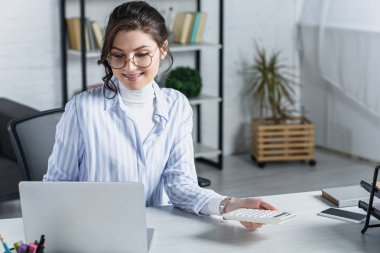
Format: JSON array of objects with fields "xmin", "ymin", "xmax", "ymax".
[{"xmin": 106, "ymin": 47, "xmax": 159, "ymax": 69}]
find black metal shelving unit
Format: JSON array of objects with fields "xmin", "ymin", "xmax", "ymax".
[
  {"xmin": 360, "ymin": 165, "xmax": 380, "ymax": 233},
  {"xmin": 59, "ymin": 0, "xmax": 224, "ymax": 169},
  {"xmin": 60, "ymin": 0, "xmax": 87, "ymax": 106}
]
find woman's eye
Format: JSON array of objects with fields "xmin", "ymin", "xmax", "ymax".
[
  {"xmin": 113, "ymin": 55, "xmax": 124, "ymax": 59},
  {"xmin": 135, "ymin": 53, "xmax": 149, "ymax": 58}
]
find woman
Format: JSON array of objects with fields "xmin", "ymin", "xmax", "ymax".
[{"xmin": 44, "ymin": 1, "xmax": 276, "ymax": 230}]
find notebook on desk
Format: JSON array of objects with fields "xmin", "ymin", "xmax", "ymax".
[
  {"xmin": 19, "ymin": 182, "xmax": 152, "ymax": 253},
  {"xmin": 321, "ymin": 185, "xmax": 380, "ymax": 207}
]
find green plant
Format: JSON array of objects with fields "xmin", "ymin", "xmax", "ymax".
[
  {"xmin": 247, "ymin": 47, "xmax": 297, "ymax": 121},
  {"xmin": 165, "ymin": 67, "xmax": 202, "ymax": 98}
]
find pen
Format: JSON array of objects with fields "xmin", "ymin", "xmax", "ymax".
[
  {"xmin": 27, "ymin": 243, "xmax": 37, "ymax": 253},
  {"xmin": 18, "ymin": 244, "xmax": 28, "ymax": 253},
  {"xmin": 36, "ymin": 235, "xmax": 45, "ymax": 253},
  {"xmin": 14, "ymin": 242, "xmax": 19, "ymax": 252},
  {"xmin": 0, "ymin": 235, "xmax": 12, "ymax": 253},
  {"xmin": 13, "ymin": 241, "xmax": 23, "ymax": 253}
]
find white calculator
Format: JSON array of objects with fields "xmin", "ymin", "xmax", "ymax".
[{"xmin": 222, "ymin": 208, "xmax": 297, "ymax": 225}]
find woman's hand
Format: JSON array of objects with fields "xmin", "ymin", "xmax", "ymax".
[{"xmin": 224, "ymin": 197, "xmax": 277, "ymax": 231}]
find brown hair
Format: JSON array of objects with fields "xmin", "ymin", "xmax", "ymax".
[{"xmin": 97, "ymin": 1, "xmax": 173, "ymax": 97}]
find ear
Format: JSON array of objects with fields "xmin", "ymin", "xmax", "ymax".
[{"xmin": 160, "ymin": 40, "xmax": 168, "ymax": 60}]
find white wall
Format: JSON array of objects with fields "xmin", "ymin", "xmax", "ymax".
[
  {"xmin": 0, "ymin": 0, "xmax": 198, "ymax": 109},
  {"xmin": 298, "ymin": 1, "xmax": 380, "ymax": 161},
  {"xmin": 0, "ymin": 0, "xmax": 301, "ymax": 155},
  {"xmin": 223, "ymin": 0, "xmax": 302, "ymax": 154},
  {"xmin": 0, "ymin": 0, "xmax": 62, "ymax": 110}
]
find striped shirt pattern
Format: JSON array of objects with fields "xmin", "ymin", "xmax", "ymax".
[{"xmin": 43, "ymin": 81, "xmax": 221, "ymax": 214}]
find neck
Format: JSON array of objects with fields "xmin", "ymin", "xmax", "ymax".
[{"xmin": 119, "ymin": 81, "xmax": 155, "ymax": 104}]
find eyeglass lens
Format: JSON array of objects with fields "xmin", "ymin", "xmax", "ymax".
[{"xmin": 108, "ymin": 48, "xmax": 157, "ymax": 69}]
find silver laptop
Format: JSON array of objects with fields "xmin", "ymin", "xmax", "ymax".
[{"xmin": 19, "ymin": 181, "xmax": 151, "ymax": 253}]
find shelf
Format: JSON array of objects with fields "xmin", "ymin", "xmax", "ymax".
[
  {"xmin": 360, "ymin": 180, "xmax": 380, "ymax": 199},
  {"xmin": 194, "ymin": 143, "xmax": 221, "ymax": 158},
  {"xmin": 189, "ymin": 95, "xmax": 221, "ymax": 105},
  {"xmin": 68, "ymin": 42, "xmax": 222, "ymax": 57},
  {"xmin": 359, "ymin": 201, "xmax": 380, "ymax": 221},
  {"xmin": 61, "ymin": 0, "xmax": 224, "ymax": 169},
  {"xmin": 68, "ymin": 49, "xmax": 100, "ymax": 58},
  {"xmin": 170, "ymin": 42, "xmax": 222, "ymax": 52}
]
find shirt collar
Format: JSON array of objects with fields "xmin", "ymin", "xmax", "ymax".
[
  {"xmin": 103, "ymin": 79, "xmax": 120, "ymax": 111},
  {"xmin": 119, "ymin": 81, "xmax": 155, "ymax": 104},
  {"xmin": 152, "ymin": 81, "xmax": 169, "ymax": 121},
  {"xmin": 103, "ymin": 79, "xmax": 169, "ymax": 121}
]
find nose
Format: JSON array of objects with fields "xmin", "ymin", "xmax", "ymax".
[{"xmin": 123, "ymin": 57, "xmax": 136, "ymax": 70}]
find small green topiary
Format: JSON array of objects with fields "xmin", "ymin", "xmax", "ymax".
[{"xmin": 165, "ymin": 67, "xmax": 202, "ymax": 98}]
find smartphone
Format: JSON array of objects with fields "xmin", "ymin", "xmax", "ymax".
[{"xmin": 317, "ymin": 208, "xmax": 367, "ymax": 223}]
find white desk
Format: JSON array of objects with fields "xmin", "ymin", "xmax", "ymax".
[{"xmin": 1, "ymin": 191, "xmax": 379, "ymax": 253}]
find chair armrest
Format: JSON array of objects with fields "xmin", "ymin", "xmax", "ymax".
[{"xmin": 197, "ymin": 176, "xmax": 211, "ymax": 188}]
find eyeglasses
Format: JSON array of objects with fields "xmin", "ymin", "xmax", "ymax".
[{"xmin": 107, "ymin": 47, "xmax": 158, "ymax": 69}]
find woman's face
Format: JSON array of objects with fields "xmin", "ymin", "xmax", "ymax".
[{"xmin": 110, "ymin": 30, "xmax": 167, "ymax": 90}]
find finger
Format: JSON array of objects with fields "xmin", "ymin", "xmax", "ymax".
[
  {"xmin": 240, "ymin": 221, "xmax": 264, "ymax": 230},
  {"xmin": 241, "ymin": 222, "xmax": 258, "ymax": 230},
  {"xmin": 259, "ymin": 200, "xmax": 278, "ymax": 211},
  {"xmin": 243, "ymin": 223, "xmax": 262, "ymax": 231}
]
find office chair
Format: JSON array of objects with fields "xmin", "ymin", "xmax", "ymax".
[
  {"xmin": 8, "ymin": 109, "xmax": 64, "ymax": 181},
  {"xmin": 8, "ymin": 108, "xmax": 211, "ymax": 187}
]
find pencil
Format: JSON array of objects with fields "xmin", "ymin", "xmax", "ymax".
[{"xmin": 0, "ymin": 235, "xmax": 12, "ymax": 253}]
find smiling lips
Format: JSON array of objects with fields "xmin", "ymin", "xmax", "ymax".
[{"xmin": 123, "ymin": 73, "xmax": 143, "ymax": 81}]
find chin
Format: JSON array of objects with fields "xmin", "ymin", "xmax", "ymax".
[
  {"xmin": 119, "ymin": 81, "xmax": 144, "ymax": 90},
  {"xmin": 116, "ymin": 74, "xmax": 154, "ymax": 90}
]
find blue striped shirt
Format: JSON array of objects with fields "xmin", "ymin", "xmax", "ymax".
[{"xmin": 43, "ymin": 82, "xmax": 221, "ymax": 214}]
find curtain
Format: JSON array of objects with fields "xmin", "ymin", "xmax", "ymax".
[{"xmin": 297, "ymin": 0, "xmax": 380, "ymax": 117}]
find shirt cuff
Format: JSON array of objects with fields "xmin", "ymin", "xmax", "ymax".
[{"xmin": 200, "ymin": 196, "xmax": 226, "ymax": 216}]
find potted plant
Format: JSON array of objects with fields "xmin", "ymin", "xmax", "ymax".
[
  {"xmin": 164, "ymin": 67, "xmax": 202, "ymax": 98},
  {"xmin": 247, "ymin": 46, "xmax": 316, "ymax": 168}
]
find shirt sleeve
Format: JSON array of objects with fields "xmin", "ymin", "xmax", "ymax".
[
  {"xmin": 162, "ymin": 97, "xmax": 222, "ymax": 215},
  {"xmin": 200, "ymin": 196, "xmax": 226, "ymax": 216},
  {"xmin": 43, "ymin": 96, "xmax": 84, "ymax": 181}
]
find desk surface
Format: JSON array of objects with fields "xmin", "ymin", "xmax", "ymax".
[{"xmin": 1, "ymin": 191, "xmax": 379, "ymax": 253}]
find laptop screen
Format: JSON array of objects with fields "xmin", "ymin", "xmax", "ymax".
[{"xmin": 19, "ymin": 182, "xmax": 149, "ymax": 253}]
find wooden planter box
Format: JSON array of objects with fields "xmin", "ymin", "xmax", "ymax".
[{"xmin": 251, "ymin": 117, "xmax": 316, "ymax": 167}]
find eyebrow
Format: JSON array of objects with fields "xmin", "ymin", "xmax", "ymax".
[{"xmin": 111, "ymin": 45, "xmax": 152, "ymax": 52}]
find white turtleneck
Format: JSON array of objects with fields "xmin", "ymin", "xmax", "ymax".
[
  {"xmin": 119, "ymin": 82, "xmax": 156, "ymax": 143},
  {"xmin": 118, "ymin": 81, "xmax": 223, "ymax": 216}
]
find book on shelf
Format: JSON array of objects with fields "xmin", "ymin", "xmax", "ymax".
[
  {"xmin": 66, "ymin": 17, "xmax": 80, "ymax": 50},
  {"xmin": 172, "ymin": 12, "xmax": 194, "ymax": 44},
  {"xmin": 189, "ymin": 12, "xmax": 201, "ymax": 44},
  {"xmin": 321, "ymin": 185, "xmax": 380, "ymax": 208},
  {"xmin": 172, "ymin": 11, "xmax": 207, "ymax": 45},
  {"xmin": 195, "ymin": 12, "xmax": 207, "ymax": 44},
  {"xmin": 84, "ymin": 19, "xmax": 90, "ymax": 51},
  {"xmin": 66, "ymin": 17, "xmax": 103, "ymax": 52},
  {"xmin": 87, "ymin": 19, "xmax": 96, "ymax": 51},
  {"xmin": 91, "ymin": 21, "xmax": 103, "ymax": 49}
]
